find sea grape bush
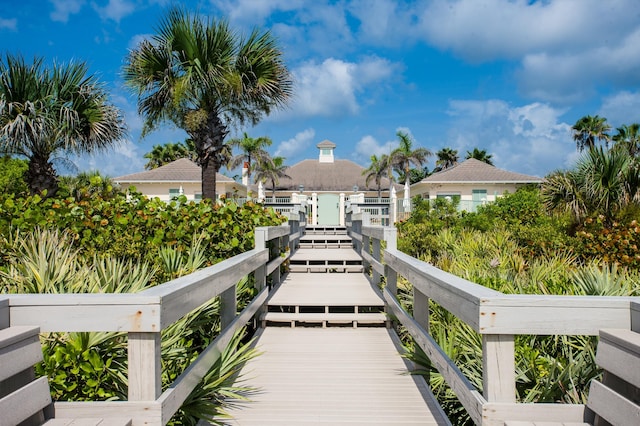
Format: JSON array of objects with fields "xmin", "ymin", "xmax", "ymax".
[{"xmin": 0, "ymin": 188, "xmax": 285, "ymax": 275}]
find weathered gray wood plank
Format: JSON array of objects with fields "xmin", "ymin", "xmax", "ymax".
[
  {"xmin": 0, "ymin": 326, "xmax": 42, "ymax": 382},
  {"xmin": 383, "ymin": 288, "xmax": 485, "ymax": 425},
  {"xmin": 220, "ymin": 327, "xmax": 450, "ymax": 425},
  {"xmin": 588, "ymin": 379, "xmax": 640, "ymax": 425},
  {"xmin": 596, "ymin": 329, "xmax": 640, "ymax": 389},
  {"xmin": 0, "ymin": 376, "xmax": 51, "ymax": 426}
]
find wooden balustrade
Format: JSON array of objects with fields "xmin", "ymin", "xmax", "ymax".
[
  {"xmin": 0, "ymin": 211, "xmax": 305, "ymax": 426},
  {"xmin": 349, "ymin": 213, "xmax": 640, "ymax": 426}
]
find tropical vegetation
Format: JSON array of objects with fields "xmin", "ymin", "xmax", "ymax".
[
  {"xmin": 124, "ymin": 7, "xmax": 292, "ymax": 201},
  {"xmin": 253, "ymin": 155, "xmax": 290, "ymax": 201},
  {"xmin": 143, "ymin": 139, "xmax": 198, "ymax": 170},
  {"xmin": 396, "ymin": 185, "xmax": 640, "ymax": 424},
  {"xmin": 361, "ymin": 154, "xmax": 389, "ymax": 199},
  {"xmin": 0, "ymin": 166, "xmax": 285, "ymax": 423},
  {"xmin": 465, "ymin": 147, "xmax": 493, "ymax": 165},
  {"xmin": 572, "ymin": 115, "xmax": 611, "ymax": 152},
  {"xmin": 227, "ymin": 132, "xmax": 273, "ymax": 185},
  {"xmin": 0, "ymin": 54, "xmax": 126, "ymax": 196}
]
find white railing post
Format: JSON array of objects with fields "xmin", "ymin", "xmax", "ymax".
[
  {"xmin": 128, "ymin": 332, "xmax": 162, "ymax": 401},
  {"xmin": 482, "ymin": 334, "xmax": 516, "ymax": 403},
  {"xmin": 413, "ymin": 289, "xmax": 430, "ymax": 333},
  {"xmin": 372, "ymin": 236, "xmax": 381, "ymax": 284},
  {"xmin": 220, "ymin": 285, "xmax": 237, "ymax": 330},
  {"xmin": 255, "ymin": 228, "xmax": 268, "ymax": 291}
]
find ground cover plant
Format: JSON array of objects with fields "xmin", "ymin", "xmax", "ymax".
[
  {"xmin": 0, "ymin": 176, "xmax": 285, "ymax": 424},
  {"xmin": 396, "ymin": 184, "xmax": 640, "ymax": 425}
]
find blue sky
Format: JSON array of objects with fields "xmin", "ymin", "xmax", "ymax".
[{"xmin": 2, "ymin": 0, "xmax": 640, "ymax": 179}]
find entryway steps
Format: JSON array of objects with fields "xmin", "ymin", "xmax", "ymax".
[
  {"xmin": 289, "ymin": 248, "xmax": 363, "ymax": 273},
  {"xmin": 299, "ymin": 234, "xmax": 353, "ymax": 249},
  {"xmin": 261, "ymin": 273, "xmax": 386, "ymax": 328}
]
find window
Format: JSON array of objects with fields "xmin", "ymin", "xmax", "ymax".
[
  {"xmin": 169, "ymin": 188, "xmax": 180, "ymax": 200},
  {"xmin": 321, "ymin": 148, "xmax": 331, "ymax": 155},
  {"xmin": 194, "ymin": 193, "xmax": 202, "ymax": 202},
  {"xmin": 472, "ymin": 189, "xmax": 487, "ymax": 202}
]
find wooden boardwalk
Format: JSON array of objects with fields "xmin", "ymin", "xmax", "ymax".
[{"xmin": 218, "ymin": 226, "xmax": 450, "ymax": 425}]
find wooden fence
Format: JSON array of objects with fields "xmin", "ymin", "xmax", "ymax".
[
  {"xmin": 348, "ymin": 212, "xmax": 640, "ymax": 426},
  {"xmin": 0, "ymin": 212, "xmax": 305, "ymax": 425}
]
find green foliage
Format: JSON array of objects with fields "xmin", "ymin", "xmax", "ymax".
[
  {"xmin": 576, "ymin": 216, "xmax": 640, "ymax": 269},
  {"xmin": 0, "ymin": 190, "xmax": 284, "ymax": 273},
  {"xmin": 1, "ymin": 190, "xmax": 282, "ymax": 421},
  {"xmin": 396, "ymin": 185, "xmax": 640, "ymax": 424},
  {"xmin": 0, "ymin": 155, "xmax": 28, "ymax": 195}
]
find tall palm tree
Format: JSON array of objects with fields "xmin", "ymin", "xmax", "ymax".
[
  {"xmin": 465, "ymin": 148, "xmax": 494, "ymax": 165},
  {"xmin": 0, "ymin": 54, "xmax": 126, "ymax": 196},
  {"xmin": 612, "ymin": 123, "xmax": 640, "ymax": 157},
  {"xmin": 572, "ymin": 115, "xmax": 611, "ymax": 152},
  {"xmin": 362, "ymin": 154, "xmax": 388, "ymax": 200},
  {"xmin": 227, "ymin": 132, "xmax": 272, "ymax": 185},
  {"xmin": 390, "ymin": 131, "xmax": 431, "ymax": 186},
  {"xmin": 124, "ymin": 8, "xmax": 292, "ymax": 200},
  {"xmin": 253, "ymin": 156, "xmax": 290, "ymax": 201},
  {"xmin": 434, "ymin": 147, "xmax": 459, "ymax": 171}
]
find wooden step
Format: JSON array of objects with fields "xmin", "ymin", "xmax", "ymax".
[{"xmin": 261, "ymin": 312, "xmax": 388, "ymax": 328}]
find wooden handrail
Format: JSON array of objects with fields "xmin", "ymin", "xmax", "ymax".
[
  {"xmin": 1, "ymin": 213, "xmax": 305, "ymax": 426},
  {"xmin": 348, "ymin": 214, "xmax": 640, "ymax": 425}
]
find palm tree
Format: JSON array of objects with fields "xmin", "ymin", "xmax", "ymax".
[
  {"xmin": 253, "ymin": 156, "xmax": 290, "ymax": 201},
  {"xmin": 542, "ymin": 147, "xmax": 637, "ymax": 222},
  {"xmin": 362, "ymin": 154, "xmax": 388, "ymax": 200},
  {"xmin": 390, "ymin": 131, "xmax": 431, "ymax": 186},
  {"xmin": 123, "ymin": 8, "xmax": 292, "ymax": 200},
  {"xmin": 143, "ymin": 141, "xmax": 196, "ymax": 169},
  {"xmin": 227, "ymin": 132, "xmax": 272, "ymax": 185},
  {"xmin": 465, "ymin": 148, "xmax": 494, "ymax": 165},
  {"xmin": 434, "ymin": 147, "xmax": 459, "ymax": 171},
  {"xmin": 0, "ymin": 54, "xmax": 126, "ymax": 196},
  {"xmin": 572, "ymin": 115, "xmax": 611, "ymax": 152},
  {"xmin": 612, "ymin": 123, "xmax": 640, "ymax": 157}
]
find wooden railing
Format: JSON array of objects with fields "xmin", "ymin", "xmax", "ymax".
[
  {"xmin": 0, "ymin": 212, "xmax": 305, "ymax": 426},
  {"xmin": 348, "ymin": 212, "xmax": 640, "ymax": 426}
]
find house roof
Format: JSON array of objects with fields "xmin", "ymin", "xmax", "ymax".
[
  {"xmin": 268, "ymin": 158, "xmax": 399, "ymax": 192},
  {"xmin": 114, "ymin": 158, "xmax": 235, "ymax": 183},
  {"xmin": 317, "ymin": 140, "xmax": 336, "ymax": 149},
  {"xmin": 418, "ymin": 158, "xmax": 543, "ymax": 184}
]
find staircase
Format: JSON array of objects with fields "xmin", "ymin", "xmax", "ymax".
[{"xmin": 261, "ymin": 225, "xmax": 387, "ymax": 328}]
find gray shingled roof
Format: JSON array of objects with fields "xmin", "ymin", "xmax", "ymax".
[
  {"xmin": 114, "ymin": 158, "xmax": 235, "ymax": 183},
  {"xmin": 420, "ymin": 158, "xmax": 542, "ymax": 183},
  {"xmin": 317, "ymin": 140, "xmax": 336, "ymax": 149},
  {"xmin": 267, "ymin": 159, "xmax": 398, "ymax": 192}
]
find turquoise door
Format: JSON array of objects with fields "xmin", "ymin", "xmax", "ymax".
[{"xmin": 317, "ymin": 193, "xmax": 340, "ymax": 225}]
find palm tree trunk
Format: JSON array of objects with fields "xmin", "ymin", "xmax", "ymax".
[
  {"xmin": 27, "ymin": 154, "xmax": 58, "ymax": 197},
  {"xmin": 192, "ymin": 111, "xmax": 228, "ymax": 201},
  {"xmin": 202, "ymin": 158, "xmax": 218, "ymax": 201}
]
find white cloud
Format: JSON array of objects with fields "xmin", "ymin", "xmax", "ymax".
[
  {"xmin": 0, "ymin": 17, "xmax": 17, "ymax": 31},
  {"xmin": 49, "ymin": 0, "xmax": 85, "ymax": 23},
  {"xmin": 275, "ymin": 128, "xmax": 315, "ymax": 159},
  {"xmin": 418, "ymin": 0, "xmax": 638, "ymax": 61},
  {"xmin": 598, "ymin": 91, "xmax": 640, "ymax": 127},
  {"xmin": 353, "ymin": 135, "xmax": 397, "ymax": 164},
  {"xmin": 277, "ymin": 56, "xmax": 398, "ymax": 119},
  {"xmin": 215, "ymin": 0, "xmax": 305, "ymax": 25},
  {"xmin": 92, "ymin": 0, "xmax": 136, "ymax": 23},
  {"xmin": 445, "ymin": 99, "xmax": 573, "ymax": 176},
  {"xmin": 415, "ymin": 0, "xmax": 640, "ymax": 102},
  {"xmin": 348, "ymin": 0, "xmax": 419, "ymax": 46}
]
